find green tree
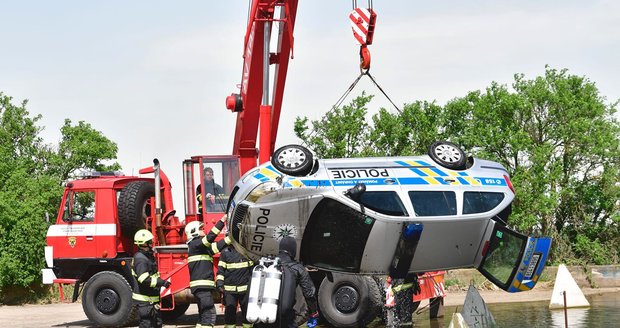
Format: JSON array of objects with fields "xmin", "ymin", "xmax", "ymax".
[
  {"xmin": 295, "ymin": 93, "xmax": 374, "ymax": 158},
  {"xmin": 441, "ymin": 67, "xmax": 620, "ymax": 263},
  {"xmin": 47, "ymin": 119, "xmax": 120, "ymax": 181},
  {"xmin": 0, "ymin": 93, "xmax": 57, "ymax": 300},
  {"xmin": 0, "ymin": 92, "xmax": 120, "ymax": 302},
  {"xmin": 369, "ymin": 100, "xmax": 443, "ymax": 156}
]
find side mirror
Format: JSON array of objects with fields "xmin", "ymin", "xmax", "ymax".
[{"xmin": 345, "ymin": 183, "xmax": 366, "ymax": 201}]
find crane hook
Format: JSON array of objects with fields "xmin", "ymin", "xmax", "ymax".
[
  {"xmin": 349, "ymin": 3, "xmax": 376, "ymax": 72},
  {"xmin": 360, "ymin": 45, "xmax": 371, "ymax": 73}
]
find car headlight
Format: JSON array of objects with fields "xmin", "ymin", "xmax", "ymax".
[{"xmin": 246, "ymin": 181, "xmax": 279, "ymax": 203}]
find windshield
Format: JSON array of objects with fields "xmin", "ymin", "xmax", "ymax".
[{"xmin": 478, "ymin": 225, "xmax": 526, "ymax": 289}]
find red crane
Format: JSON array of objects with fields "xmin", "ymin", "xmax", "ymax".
[{"xmin": 226, "ymin": 0, "xmax": 300, "ymax": 174}]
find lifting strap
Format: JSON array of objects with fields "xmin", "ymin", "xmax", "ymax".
[{"xmin": 333, "ymin": 70, "xmax": 401, "ymax": 113}]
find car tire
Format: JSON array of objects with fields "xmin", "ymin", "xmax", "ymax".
[
  {"xmin": 118, "ymin": 181, "xmax": 154, "ymax": 238},
  {"xmin": 271, "ymin": 144, "xmax": 314, "ymax": 176},
  {"xmin": 160, "ymin": 298, "xmax": 190, "ymax": 322},
  {"xmin": 428, "ymin": 141, "xmax": 467, "ymax": 170},
  {"xmin": 318, "ymin": 273, "xmax": 381, "ymax": 327},
  {"xmin": 82, "ymin": 271, "xmax": 136, "ymax": 327}
]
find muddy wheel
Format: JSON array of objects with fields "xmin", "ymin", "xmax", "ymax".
[
  {"xmin": 271, "ymin": 144, "xmax": 314, "ymax": 176},
  {"xmin": 82, "ymin": 271, "xmax": 136, "ymax": 327},
  {"xmin": 118, "ymin": 181, "xmax": 154, "ymax": 239},
  {"xmin": 318, "ymin": 273, "xmax": 381, "ymax": 327},
  {"xmin": 161, "ymin": 298, "xmax": 190, "ymax": 322},
  {"xmin": 428, "ymin": 141, "xmax": 466, "ymax": 170}
]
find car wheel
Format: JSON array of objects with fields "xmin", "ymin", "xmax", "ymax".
[
  {"xmin": 271, "ymin": 144, "xmax": 314, "ymax": 176},
  {"xmin": 318, "ymin": 273, "xmax": 381, "ymax": 327},
  {"xmin": 428, "ymin": 141, "xmax": 466, "ymax": 170},
  {"xmin": 160, "ymin": 298, "xmax": 190, "ymax": 322},
  {"xmin": 82, "ymin": 271, "xmax": 136, "ymax": 327},
  {"xmin": 118, "ymin": 181, "xmax": 154, "ymax": 238}
]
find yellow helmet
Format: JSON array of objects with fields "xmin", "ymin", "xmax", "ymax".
[
  {"xmin": 134, "ymin": 229, "xmax": 154, "ymax": 246},
  {"xmin": 185, "ymin": 221, "xmax": 204, "ymax": 240}
]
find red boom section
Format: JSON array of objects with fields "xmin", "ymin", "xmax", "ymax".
[{"xmin": 229, "ymin": 0, "xmax": 299, "ymax": 175}]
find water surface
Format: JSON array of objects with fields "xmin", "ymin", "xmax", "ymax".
[{"xmin": 410, "ymin": 291, "xmax": 620, "ymax": 327}]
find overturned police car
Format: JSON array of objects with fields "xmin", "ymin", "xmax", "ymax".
[{"xmin": 226, "ymin": 141, "xmax": 551, "ymax": 325}]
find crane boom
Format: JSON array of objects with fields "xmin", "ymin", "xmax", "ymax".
[{"xmin": 226, "ymin": 0, "xmax": 299, "ymax": 175}]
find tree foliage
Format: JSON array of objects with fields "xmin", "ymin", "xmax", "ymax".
[
  {"xmin": 48, "ymin": 119, "xmax": 121, "ymax": 181},
  {"xmin": 295, "ymin": 92, "xmax": 374, "ymax": 158},
  {"xmin": 0, "ymin": 92, "xmax": 119, "ymax": 300},
  {"xmin": 295, "ymin": 67, "xmax": 620, "ymax": 265}
]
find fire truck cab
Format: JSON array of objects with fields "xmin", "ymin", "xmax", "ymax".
[{"xmin": 41, "ymin": 156, "xmax": 241, "ymax": 327}]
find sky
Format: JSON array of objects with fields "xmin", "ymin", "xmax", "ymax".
[{"xmin": 1, "ymin": 0, "xmax": 619, "ymax": 217}]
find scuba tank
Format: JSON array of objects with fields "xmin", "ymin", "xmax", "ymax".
[
  {"xmin": 246, "ymin": 259, "xmax": 265, "ymax": 323},
  {"xmin": 259, "ymin": 257, "xmax": 282, "ymax": 323}
]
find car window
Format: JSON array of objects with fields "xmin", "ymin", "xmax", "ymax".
[
  {"xmin": 300, "ymin": 198, "xmax": 374, "ymax": 272},
  {"xmin": 463, "ymin": 192, "xmax": 505, "ymax": 214},
  {"xmin": 408, "ymin": 191, "xmax": 456, "ymax": 216},
  {"xmin": 359, "ymin": 191, "xmax": 408, "ymax": 216},
  {"xmin": 479, "ymin": 227, "xmax": 526, "ymax": 288}
]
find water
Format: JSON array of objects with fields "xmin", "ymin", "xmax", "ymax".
[{"xmin": 409, "ymin": 292, "xmax": 620, "ymax": 328}]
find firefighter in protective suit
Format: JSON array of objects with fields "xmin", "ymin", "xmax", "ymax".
[
  {"xmin": 216, "ymin": 244, "xmax": 254, "ymax": 328},
  {"xmin": 255, "ymin": 237, "xmax": 319, "ymax": 328},
  {"xmin": 186, "ymin": 217, "xmax": 232, "ymax": 328},
  {"xmin": 131, "ymin": 229, "xmax": 170, "ymax": 328}
]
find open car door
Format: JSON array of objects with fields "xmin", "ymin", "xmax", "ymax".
[{"xmin": 475, "ymin": 222, "xmax": 552, "ymax": 292}]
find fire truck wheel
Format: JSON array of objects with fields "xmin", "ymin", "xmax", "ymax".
[
  {"xmin": 428, "ymin": 141, "xmax": 467, "ymax": 170},
  {"xmin": 118, "ymin": 181, "xmax": 155, "ymax": 238},
  {"xmin": 82, "ymin": 271, "xmax": 136, "ymax": 327},
  {"xmin": 318, "ymin": 273, "xmax": 381, "ymax": 327},
  {"xmin": 160, "ymin": 298, "xmax": 190, "ymax": 322},
  {"xmin": 271, "ymin": 144, "xmax": 314, "ymax": 176}
]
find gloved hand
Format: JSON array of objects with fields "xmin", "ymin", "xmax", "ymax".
[
  {"xmin": 218, "ymin": 285, "xmax": 225, "ymax": 294},
  {"xmin": 163, "ymin": 280, "xmax": 171, "ymax": 289},
  {"xmin": 307, "ymin": 312, "xmax": 319, "ymax": 328}
]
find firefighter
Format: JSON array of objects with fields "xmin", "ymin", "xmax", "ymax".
[
  {"xmin": 186, "ymin": 217, "xmax": 232, "ymax": 328},
  {"xmin": 196, "ymin": 167, "xmax": 224, "ymax": 213},
  {"xmin": 131, "ymin": 229, "xmax": 170, "ymax": 328},
  {"xmin": 216, "ymin": 244, "xmax": 254, "ymax": 328},
  {"xmin": 256, "ymin": 237, "xmax": 319, "ymax": 328}
]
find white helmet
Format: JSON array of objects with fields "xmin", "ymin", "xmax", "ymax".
[
  {"xmin": 185, "ymin": 221, "xmax": 204, "ymax": 240},
  {"xmin": 134, "ymin": 229, "xmax": 154, "ymax": 246}
]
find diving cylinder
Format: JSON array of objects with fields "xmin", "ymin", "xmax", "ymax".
[
  {"xmin": 246, "ymin": 259, "xmax": 265, "ymax": 323},
  {"xmin": 259, "ymin": 257, "xmax": 282, "ymax": 323}
]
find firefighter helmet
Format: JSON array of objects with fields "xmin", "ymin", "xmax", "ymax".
[
  {"xmin": 185, "ymin": 221, "xmax": 204, "ymax": 240},
  {"xmin": 134, "ymin": 229, "xmax": 154, "ymax": 246}
]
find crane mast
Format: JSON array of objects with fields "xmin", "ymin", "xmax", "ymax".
[{"xmin": 226, "ymin": 0, "xmax": 299, "ymax": 175}]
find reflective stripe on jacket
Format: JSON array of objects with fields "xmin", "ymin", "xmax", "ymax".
[
  {"xmin": 131, "ymin": 249, "xmax": 166, "ymax": 302},
  {"xmin": 188, "ymin": 218, "xmax": 231, "ymax": 293},
  {"xmin": 216, "ymin": 247, "xmax": 253, "ymax": 294}
]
